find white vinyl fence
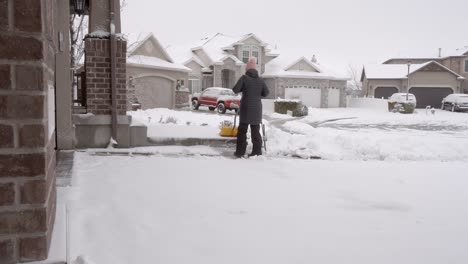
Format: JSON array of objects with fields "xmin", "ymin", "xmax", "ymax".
[{"xmin": 347, "ymin": 96, "xmax": 388, "ymax": 109}]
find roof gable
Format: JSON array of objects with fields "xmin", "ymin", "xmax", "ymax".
[
  {"xmin": 410, "ymin": 61, "xmax": 464, "ymax": 78},
  {"xmin": 233, "ymin": 33, "xmax": 267, "ymax": 47},
  {"xmin": 284, "ymin": 57, "xmax": 321, "ymax": 73},
  {"xmin": 128, "ymin": 33, "xmax": 173, "ymax": 63}
]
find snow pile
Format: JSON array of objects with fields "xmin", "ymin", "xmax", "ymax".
[{"xmin": 73, "ymin": 255, "xmax": 96, "ymax": 264}]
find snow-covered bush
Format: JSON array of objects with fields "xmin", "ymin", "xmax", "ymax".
[
  {"xmin": 159, "ymin": 116, "xmax": 178, "ymax": 124},
  {"xmin": 219, "ymin": 120, "xmax": 234, "ymax": 129},
  {"xmin": 293, "ymin": 104, "xmax": 309, "ymax": 117},
  {"xmin": 274, "ymin": 100, "xmax": 308, "ymax": 117}
]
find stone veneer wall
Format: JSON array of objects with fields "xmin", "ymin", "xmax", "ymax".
[
  {"xmin": 175, "ymin": 90, "xmax": 190, "ymax": 108},
  {"xmin": 0, "ymin": 0, "xmax": 57, "ymax": 262},
  {"xmin": 84, "ymin": 37, "xmax": 128, "ymax": 115}
]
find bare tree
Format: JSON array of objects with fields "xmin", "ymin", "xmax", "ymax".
[
  {"xmin": 70, "ymin": 0, "xmax": 127, "ymax": 69},
  {"xmin": 347, "ymin": 64, "xmax": 363, "ymax": 96},
  {"xmin": 69, "ymin": 14, "xmax": 88, "ymax": 69}
]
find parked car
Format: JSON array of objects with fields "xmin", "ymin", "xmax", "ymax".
[
  {"xmin": 191, "ymin": 87, "xmax": 241, "ymax": 114},
  {"xmin": 388, "ymin": 93, "xmax": 417, "ymax": 113},
  {"xmin": 441, "ymin": 94, "xmax": 468, "ymax": 112}
]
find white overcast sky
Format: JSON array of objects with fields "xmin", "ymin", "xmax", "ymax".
[{"xmin": 121, "ymin": 0, "xmax": 468, "ymax": 76}]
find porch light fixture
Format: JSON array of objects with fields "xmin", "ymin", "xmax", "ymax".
[{"xmin": 72, "ymin": 0, "xmax": 86, "ymax": 16}]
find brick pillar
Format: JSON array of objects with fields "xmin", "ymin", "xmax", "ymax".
[
  {"xmin": 84, "ymin": 37, "xmax": 127, "ymax": 115},
  {"xmin": 0, "ymin": 0, "xmax": 57, "ymax": 263}
]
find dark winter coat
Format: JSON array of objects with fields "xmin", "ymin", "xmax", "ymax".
[{"xmin": 232, "ymin": 69, "xmax": 270, "ymax": 125}]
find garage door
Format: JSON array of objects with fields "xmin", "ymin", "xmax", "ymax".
[
  {"xmin": 409, "ymin": 87, "xmax": 453, "ymax": 108},
  {"xmin": 375, "ymin": 87, "xmax": 398, "ymax": 99},
  {"xmin": 285, "ymin": 87, "xmax": 321, "ymax": 108},
  {"xmin": 134, "ymin": 76, "xmax": 174, "ymax": 109}
]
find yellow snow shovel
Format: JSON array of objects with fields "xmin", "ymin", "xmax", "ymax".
[{"xmin": 219, "ymin": 103, "xmax": 239, "ymax": 137}]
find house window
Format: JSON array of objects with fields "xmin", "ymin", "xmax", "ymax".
[
  {"xmin": 251, "ymin": 46, "xmax": 259, "ymax": 64},
  {"xmin": 188, "ymin": 78, "xmax": 201, "ymax": 93},
  {"xmin": 242, "ymin": 49, "xmax": 250, "ymax": 63},
  {"xmin": 242, "ymin": 45, "xmax": 260, "ymax": 64},
  {"xmin": 176, "ymin": 80, "xmax": 185, "ymax": 90},
  {"xmin": 465, "ymin": 60, "xmax": 468, "ymax": 72}
]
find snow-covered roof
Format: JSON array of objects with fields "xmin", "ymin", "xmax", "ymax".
[
  {"xmin": 190, "ymin": 33, "xmax": 271, "ymax": 65},
  {"xmin": 265, "ymin": 45, "xmax": 280, "ymax": 57},
  {"xmin": 263, "ymin": 56, "xmax": 348, "ymax": 81},
  {"xmin": 363, "ymin": 61, "xmax": 464, "ymax": 80},
  {"xmin": 384, "ymin": 46, "xmax": 468, "ymax": 63},
  {"xmin": 214, "ymin": 55, "xmax": 244, "ymax": 65},
  {"xmin": 191, "ymin": 33, "xmax": 243, "ymax": 64},
  {"xmin": 127, "ymin": 55, "xmax": 191, "ymax": 72},
  {"xmin": 166, "ymin": 43, "xmax": 207, "ymax": 68},
  {"xmin": 447, "ymin": 46, "xmax": 468, "ymax": 57}
]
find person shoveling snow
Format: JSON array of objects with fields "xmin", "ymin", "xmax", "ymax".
[{"xmin": 232, "ymin": 57, "xmax": 270, "ymax": 158}]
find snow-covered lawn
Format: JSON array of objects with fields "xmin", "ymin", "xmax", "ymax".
[
  {"xmin": 129, "ymin": 107, "xmax": 468, "ymax": 161},
  {"xmin": 62, "ymin": 151, "xmax": 468, "ymax": 264}
]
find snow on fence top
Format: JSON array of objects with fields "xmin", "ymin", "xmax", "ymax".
[{"xmin": 274, "ymin": 98, "xmax": 301, "ymax": 103}]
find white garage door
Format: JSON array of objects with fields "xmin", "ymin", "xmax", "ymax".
[
  {"xmin": 285, "ymin": 87, "xmax": 321, "ymax": 108},
  {"xmin": 134, "ymin": 76, "xmax": 174, "ymax": 110},
  {"xmin": 328, "ymin": 88, "xmax": 340, "ymax": 108}
]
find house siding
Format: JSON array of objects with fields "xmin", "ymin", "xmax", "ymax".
[{"xmin": 263, "ymin": 78, "xmax": 277, "ymax": 99}]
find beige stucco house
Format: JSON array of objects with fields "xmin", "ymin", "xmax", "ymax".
[
  {"xmin": 127, "ymin": 34, "xmax": 191, "ymax": 109},
  {"xmin": 166, "ymin": 33, "xmax": 347, "ymax": 108},
  {"xmin": 362, "ymin": 47, "xmax": 467, "ymax": 108}
]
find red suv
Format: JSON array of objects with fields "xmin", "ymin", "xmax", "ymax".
[{"xmin": 192, "ymin": 87, "xmax": 241, "ymax": 114}]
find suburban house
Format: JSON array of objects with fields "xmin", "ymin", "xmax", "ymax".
[
  {"xmin": 165, "ymin": 33, "xmax": 348, "ymax": 108},
  {"xmin": 126, "ymin": 34, "xmax": 191, "ymax": 109},
  {"xmin": 262, "ymin": 56, "xmax": 348, "ymax": 108},
  {"xmin": 361, "ymin": 47, "xmax": 468, "ymax": 108}
]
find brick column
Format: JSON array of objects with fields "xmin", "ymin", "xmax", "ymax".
[
  {"xmin": 85, "ymin": 37, "xmax": 127, "ymax": 115},
  {"xmin": 0, "ymin": 0, "xmax": 57, "ymax": 263}
]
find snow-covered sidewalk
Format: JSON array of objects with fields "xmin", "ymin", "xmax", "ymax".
[{"xmin": 50, "ymin": 151, "xmax": 468, "ymax": 264}]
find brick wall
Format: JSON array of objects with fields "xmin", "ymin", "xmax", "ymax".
[
  {"xmin": 84, "ymin": 37, "xmax": 127, "ymax": 115},
  {"xmin": 0, "ymin": 0, "xmax": 57, "ymax": 263}
]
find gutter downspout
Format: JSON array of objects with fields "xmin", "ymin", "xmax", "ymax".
[{"xmin": 110, "ymin": 0, "xmax": 118, "ymax": 142}]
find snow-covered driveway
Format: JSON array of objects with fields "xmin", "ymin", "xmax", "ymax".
[
  {"xmin": 65, "ymin": 152, "xmax": 468, "ymax": 264},
  {"xmin": 130, "ymin": 107, "xmax": 468, "ymax": 161}
]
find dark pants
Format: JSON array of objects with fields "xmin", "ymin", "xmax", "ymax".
[{"xmin": 235, "ymin": 123, "xmax": 263, "ymax": 156}]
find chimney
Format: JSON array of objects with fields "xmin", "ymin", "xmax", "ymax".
[
  {"xmin": 311, "ymin": 55, "xmax": 317, "ymax": 63},
  {"xmin": 438, "ymin": 48, "xmax": 442, "ymax": 58}
]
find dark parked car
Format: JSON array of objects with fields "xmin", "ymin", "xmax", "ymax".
[
  {"xmin": 191, "ymin": 87, "xmax": 241, "ymax": 114},
  {"xmin": 441, "ymin": 94, "xmax": 468, "ymax": 112}
]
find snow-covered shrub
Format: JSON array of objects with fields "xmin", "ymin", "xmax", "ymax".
[
  {"xmin": 274, "ymin": 100, "xmax": 308, "ymax": 117},
  {"xmin": 159, "ymin": 116, "xmax": 178, "ymax": 124},
  {"xmin": 274, "ymin": 100, "xmax": 300, "ymax": 115},
  {"xmin": 293, "ymin": 104, "xmax": 309, "ymax": 117},
  {"xmin": 389, "ymin": 102, "xmax": 415, "ymax": 114},
  {"xmin": 219, "ymin": 120, "xmax": 234, "ymax": 129}
]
